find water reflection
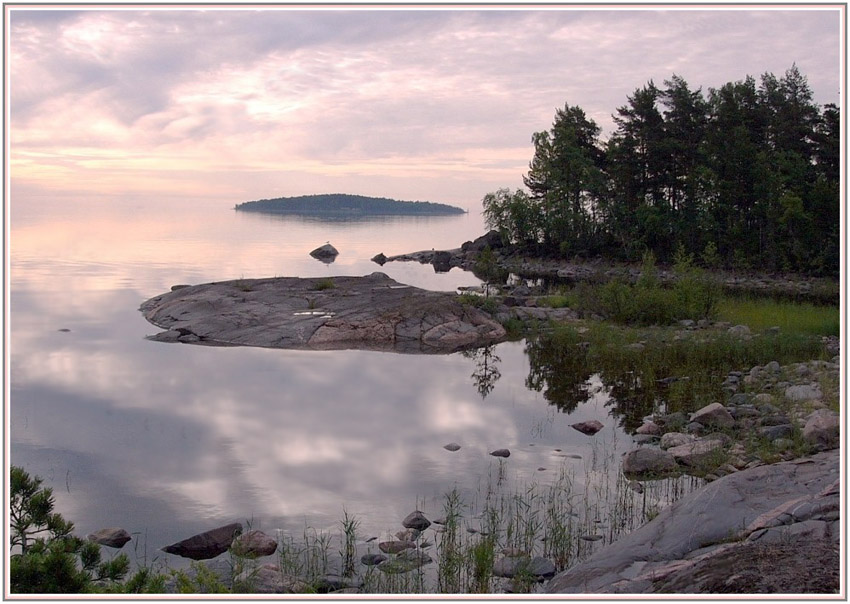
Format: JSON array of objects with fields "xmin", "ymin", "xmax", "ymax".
[
  {"xmin": 461, "ymin": 345, "xmax": 502, "ymax": 399},
  {"xmin": 10, "ymin": 196, "xmax": 647, "ymax": 573},
  {"xmin": 524, "ymin": 331, "xmax": 668, "ymax": 433}
]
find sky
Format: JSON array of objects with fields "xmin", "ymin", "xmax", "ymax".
[{"xmin": 7, "ymin": 5, "xmax": 844, "ymax": 210}]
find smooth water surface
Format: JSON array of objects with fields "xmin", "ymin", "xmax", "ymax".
[{"xmin": 10, "ymin": 196, "xmax": 634, "ymax": 568}]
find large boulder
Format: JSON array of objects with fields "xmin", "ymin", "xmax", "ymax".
[
  {"xmin": 234, "ymin": 563, "xmax": 309, "ymax": 594},
  {"xmin": 87, "ymin": 528, "xmax": 132, "ymax": 548},
  {"xmin": 431, "ymin": 250, "xmax": 454, "ymax": 273},
  {"xmin": 162, "ymin": 523, "xmax": 242, "ymax": 560},
  {"xmin": 667, "ymin": 439, "xmax": 724, "ymax": 468}
]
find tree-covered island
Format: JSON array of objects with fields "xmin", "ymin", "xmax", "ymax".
[{"xmin": 235, "ymin": 193, "xmax": 467, "ymax": 217}]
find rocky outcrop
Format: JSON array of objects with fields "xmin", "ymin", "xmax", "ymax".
[
  {"xmin": 140, "ymin": 273, "xmax": 506, "ymax": 354},
  {"xmin": 547, "ymin": 449, "xmax": 839, "ymax": 594},
  {"xmin": 161, "ymin": 523, "xmax": 242, "ymax": 560}
]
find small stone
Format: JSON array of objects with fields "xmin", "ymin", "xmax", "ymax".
[
  {"xmin": 87, "ymin": 528, "xmax": 132, "ymax": 548},
  {"xmin": 490, "ymin": 448, "xmax": 511, "ymax": 458},
  {"xmin": 659, "ymin": 432, "xmax": 695, "ymax": 450},
  {"xmin": 690, "ymin": 402, "xmax": 735, "ymax": 429},
  {"xmin": 635, "ymin": 421, "xmax": 661, "ymax": 436},
  {"xmin": 378, "ymin": 540, "xmax": 416, "ymax": 554},
  {"xmin": 395, "ymin": 528, "xmax": 420, "ymax": 541},
  {"xmin": 571, "ymin": 420, "xmax": 604, "ymax": 435},
  {"xmin": 621, "ymin": 447, "xmax": 678, "ymax": 479},
  {"xmin": 443, "ymin": 443, "xmax": 461, "ymax": 452},
  {"xmin": 759, "ymin": 424, "xmax": 793, "ymax": 441},
  {"xmin": 785, "ymin": 383, "xmax": 823, "ymax": 402},
  {"xmin": 402, "ymin": 510, "xmax": 431, "ymax": 531},
  {"xmin": 802, "ymin": 409, "xmax": 840, "ymax": 450},
  {"xmin": 667, "ymin": 439, "xmax": 724, "ymax": 467},
  {"xmin": 230, "ymin": 530, "xmax": 278, "ymax": 558},
  {"xmin": 361, "ymin": 553, "xmax": 388, "ymax": 566},
  {"xmin": 727, "ymin": 324, "xmax": 751, "ymax": 337}
]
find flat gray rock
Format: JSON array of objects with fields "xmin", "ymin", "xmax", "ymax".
[
  {"xmin": 140, "ymin": 272, "xmax": 506, "ymax": 354},
  {"xmin": 547, "ymin": 449, "xmax": 839, "ymax": 594}
]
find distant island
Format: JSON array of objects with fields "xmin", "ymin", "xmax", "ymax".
[{"xmin": 234, "ymin": 193, "xmax": 467, "ymax": 217}]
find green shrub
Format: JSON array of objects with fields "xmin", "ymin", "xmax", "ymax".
[{"xmin": 10, "ymin": 466, "xmax": 130, "ymax": 593}]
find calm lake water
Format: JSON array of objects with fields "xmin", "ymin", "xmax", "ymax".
[{"xmin": 10, "ymin": 196, "xmax": 642, "ymax": 571}]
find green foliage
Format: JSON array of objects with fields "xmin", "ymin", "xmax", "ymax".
[
  {"xmin": 10, "ymin": 466, "xmax": 130, "ymax": 593},
  {"xmin": 313, "ymin": 278, "xmax": 336, "ymax": 291},
  {"xmin": 482, "ymin": 66, "xmax": 839, "ymax": 276},
  {"xmin": 716, "ymin": 297, "xmax": 839, "ymax": 336}
]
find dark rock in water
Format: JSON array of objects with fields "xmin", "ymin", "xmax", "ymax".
[
  {"xmin": 310, "ymin": 243, "xmax": 339, "ymax": 262},
  {"xmin": 361, "ymin": 553, "xmax": 388, "ymax": 566},
  {"xmin": 580, "ymin": 534, "xmax": 604, "ymax": 542},
  {"xmin": 230, "ymin": 529, "xmax": 278, "ymax": 558},
  {"xmin": 371, "ymin": 252, "xmax": 387, "ymax": 265},
  {"xmin": 161, "ymin": 522, "xmax": 242, "ymax": 560},
  {"xmin": 431, "ymin": 250, "xmax": 453, "ymax": 273},
  {"xmin": 622, "ymin": 447, "xmax": 678, "ymax": 479},
  {"xmin": 571, "ymin": 420, "xmax": 604, "ymax": 436},
  {"xmin": 402, "ymin": 510, "xmax": 431, "ymax": 531},
  {"xmin": 490, "ymin": 448, "xmax": 511, "ymax": 458},
  {"xmin": 58, "ymin": 328, "xmax": 71, "ymax": 332},
  {"xmin": 443, "ymin": 442, "xmax": 461, "ymax": 452},
  {"xmin": 171, "ymin": 284, "xmax": 190, "ymax": 291},
  {"xmin": 315, "ymin": 575, "xmax": 363, "ymax": 592},
  {"xmin": 87, "ymin": 527, "xmax": 132, "ymax": 548},
  {"xmin": 378, "ymin": 540, "xmax": 416, "ymax": 554}
]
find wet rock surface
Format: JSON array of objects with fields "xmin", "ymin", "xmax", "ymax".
[
  {"xmin": 547, "ymin": 448, "xmax": 839, "ymax": 594},
  {"xmin": 87, "ymin": 527, "xmax": 132, "ymax": 548},
  {"xmin": 161, "ymin": 522, "xmax": 242, "ymax": 560},
  {"xmin": 140, "ymin": 272, "xmax": 506, "ymax": 354}
]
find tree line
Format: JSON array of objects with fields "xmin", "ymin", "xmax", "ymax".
[{"xmin": 483, "ymin": 65, "xmax": 840, "ymax": 276}]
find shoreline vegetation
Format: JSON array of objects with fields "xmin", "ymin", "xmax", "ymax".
[{"xmin": 234, "ymin": 193, "xmax": 467, "ymax": 217}]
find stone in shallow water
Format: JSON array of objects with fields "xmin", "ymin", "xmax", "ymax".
[
  {"xmin": 571, "ymin": 420, "xmax": 604, "ymax": 435},
  {"xmin": 402, "ymin": 510, "xmax": 431, "ymax": 531},
  {"xmin": 361, "ymin": 553, "xmax": 387, "ymax": 566},
  {"xmin": 378, "ymin": 540, "xmax": 416, "ymax": 554},
  {"xmin": 490, "ymin": 448, "xmax": 511, "ymax": 458},
  {"xmin": 87, "ymin": 528, "xmax": 132, "ymax": 548},
  {"xmin": 230, "ymin": 530, "xmax": 277, "ymax": 558},
  {"xmin": 161, "ymin": 523, "xmax": 242, "ymax": 560},
  {"xmin": 443, "ymin": 442, "xmax": 461, "ymax": 451}
]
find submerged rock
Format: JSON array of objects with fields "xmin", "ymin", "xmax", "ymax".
[{"xmin": 490, "ymin": 448, "xmax": 511, "ymax": 458}]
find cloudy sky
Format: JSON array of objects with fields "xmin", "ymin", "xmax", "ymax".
[{"xmin": 8, "ymin": 5, "xmax": 843, "ymax": 209}]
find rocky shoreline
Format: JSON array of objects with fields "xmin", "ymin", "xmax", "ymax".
[{"xmin": 376, "ymin": 230, "xmax": 839, "ymax": 304}]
